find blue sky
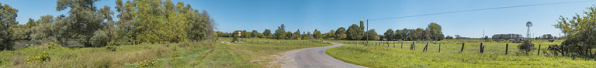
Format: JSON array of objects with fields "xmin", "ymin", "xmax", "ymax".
[{"xmin": 2, "ymin": 0, "xmax": 595, "ymax": 38}]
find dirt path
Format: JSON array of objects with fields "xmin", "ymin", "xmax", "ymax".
[{"xmin": 280, "ymin": 42, "xmax": 366, "ymax": 68}]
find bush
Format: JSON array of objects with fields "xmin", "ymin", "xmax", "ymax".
[
  {"xmin": 518, "ymin": 40, "xmax": 535, "ymax": 55},
  {"xmin": 105, "ymin": 46, "xmax": 117, "ymax": 51},
  {"xmin": 25, "ymin": 51, "xmax": 51, "ymax": 63},
  {"xmin": 171, "ymin": 51, "xmax": 180, "ymax": 59},
  {"xmin": 139, "ymin": 59, "xmax": 158, "ymax": 67}
]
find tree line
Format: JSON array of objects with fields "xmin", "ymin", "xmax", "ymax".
[
  {"xmin": 217, "ymin": 21, "xmax": 444, "ymax": 41},
  {"xmin": 0, "ymin": 0, "xmax": 216, "ymax": 50}
]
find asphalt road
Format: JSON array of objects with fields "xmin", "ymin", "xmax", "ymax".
[{"xmin": 281, "ymin": 42, "xmax": 366, "ymax": 68}]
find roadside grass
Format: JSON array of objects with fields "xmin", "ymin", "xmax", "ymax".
[
  {"xmin": 326, "ymin": 40, "xmax": 595, "ymax": 68},
  {"xmin": 0, "ymin": 37, "xmax": 330, "ymax": 68},
  {"xmin": 0, "ymin": 42, "xmax": 180, "ymax": 68},
  {"xmin": 189, "ymin": 38, "xmax": 331, "ymax": 68}
]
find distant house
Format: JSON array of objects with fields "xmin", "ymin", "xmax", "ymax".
[{"xmin": 508, "ymin": 38, "xmax": 524, "ymax": 43}]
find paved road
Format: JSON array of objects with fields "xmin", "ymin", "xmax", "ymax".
[{"xmin": 281, "ymin": 42, "xmax": 366, "ymax": 68}]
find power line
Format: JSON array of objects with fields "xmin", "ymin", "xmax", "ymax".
[{"xmin": 369, "ymin": 0, "xmax": 595, "ymax": 21}]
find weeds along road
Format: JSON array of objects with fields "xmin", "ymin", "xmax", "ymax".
[{"xmin": 281, "ymin": 42, "xmax": 366, "ymax": 68}]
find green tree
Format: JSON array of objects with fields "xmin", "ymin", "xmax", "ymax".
[
  {"xmin": 366, "ymin": 29, "xmax": 379, "ymax": 40},
  {"xmin": 294, "ymin": 29, "xmax": 301, "ymax": 39},
  {"xmin": 384, "ymin": 29, "xmax": 395, "ymax": 41},
  {"xmin": 427, "ymin": 22, "xmax": 443, "ymax": 41},
  {"xmin": 395, "ymin": 29, "xmax": 404, "ymax": 41},
  {"xmin": 274, "ymin": 24, "xmax": 286, "ymax": 39},
  {"xmin": 241, "ymin": 30, "xmax": 249, "ymax": 38},
  {"xmin": 347, "ymin": 24, "xmax": 363, "ymax": 40},
  {"xmin": 553, "ymin": 6, "xmax": 596, "ymax": 56},
  {"xmin": 445, "ymin": 35, "xmax": 454, "ymax": 39},
  {"xmin": 313, "ymin": 29, "xmax": 322, "ymax": 40},
  {"xmin": 326, "ymin": 30, "xmax": 335, "ymax": 39},
  {"xmin": 335, "ymin": 27, "xmax": 346, "ymax": 40},
  {"xmin": 251, "ymin": 30, "xmax": 259, "ymax": 37},
  {"xmin": 263, "ymin": 29, "xmax": 272, "ymax": 36},
  {"xmin": 0, "ymin": 3, "xmax": 18, "ymax": 50},
  {"xmin": 286, "ymin": 31, "xmax": 294, "ymax": 39}
]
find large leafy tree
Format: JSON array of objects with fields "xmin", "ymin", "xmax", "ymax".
[
  {"xmin": 112, "ymin": 0, "xmax": 215, "ymax": 44},
  {"xmin": 313, "ymin": 29, "xmax": 322, "ymax": 40},
  {"xmin": 326, "ymin": 30, "xmax": 335, "ymax": 39},
  {"xmin": 384, "ymin": 29, "xmax": 394, "ymax": 41},
  {"xmin": 346, "ymin": 24, "xmax": 363, "ymax": 40},
  {"xmin": 427, "ymin": 22, "xmax": 443, "ymax": 41},
  {"xmin": 251, "ymin": 30, "xmax": 259, "ymax": 37},
  {"xmin": 263, "ymin": 29, "xmax": 271, "ymax": 36},
  {"xmin": 366, "ymin": 29, "xmax": 379, "ymax": 40},
  {"xmin": 0, "ymin": 3, "xmax": 18, "ymax": 50},
  {"xmin": 274, "ymin": 24, "xmax": 286, "ymax": 39},
  {"xmin": 553, "ymin": 6, "xmax": 596, "ymax": 56},
  {"xmin": 335, "ymin": 27, "xmax": 346, "ymax": 39}
]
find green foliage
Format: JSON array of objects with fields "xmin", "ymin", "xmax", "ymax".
[
  {"xmin": 91, "ymin": 30, "xmax": 109, "ymax": 47},
  {"xmin": 366, "ymin": 29, "xmax": 379, "ymax": 40},
  {"xmin": 171, "ymin": 51, "xmax": 180, "ymax": 59},
  {"xmin": 335, "ymin": 27, "xmax": 346, "ymax": 39},
  {"xmin": 325, "ymin": 30, "xmax": 335, "ymax": 39},
  {"xmin": 251, "ymin": 30, "xmax": 259, "ymax": 37},
  {"xmin": 346, "ymin": 24, "xmax": 363, "ymax": 40},
  {"xmin": 25, "ymin": 51, "xmax": 51, "ymax": 63},
  {"xmin": 274, "ymin": 24, "xmax": 286, "ymax": 39},
  {"xmin": 105, "ymin": 46, "xmax": 117, "ymax": 51},
  {"xmin": 384, "ymin": 29, "xmax": 395, "ymax": 40},
  {"xmin": 0, "ymin": 3, "xmax": 18, "ymax": 50},
  {"xmin": 518, "ymin": 40, "xmax": 535, "ymax": 55},
  {"xmin": 313, "ymin": 29, "xmax": 322, "ymax": 39},
  {"xmin": 554, "ymin": 6, "xmax": 596, "ymax": 57},
  {"xmin": 139, "ymin": 59, "xmax": 158, "ymax": 67},
  {"xmin": 446, "ymin": 35, "xmax": 454, "ymax": 39},
  {"xmin": 263, "ymin": 29, "xmax": 271, "ymax": 36}
]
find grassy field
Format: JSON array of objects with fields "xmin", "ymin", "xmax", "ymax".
[
  {"xmin": 0, "ymin": 38, "xmax": 330, "ymax": 68},
  {"xmin": 326, "ymin": 39, "xmax": 596, "ymax": 68}
]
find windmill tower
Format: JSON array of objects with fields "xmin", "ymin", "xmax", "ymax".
[{"xmin": 526, "ymin": 21, "xmax": 532, "ymax": 39}]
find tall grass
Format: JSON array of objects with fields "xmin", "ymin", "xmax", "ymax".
[{"xmin": 326, "ymin": 40, "xmax": 595, "ymax": 68}]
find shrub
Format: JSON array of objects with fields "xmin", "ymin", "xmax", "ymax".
[
  {"xmin": 105, "ymin": 46, "xmax": 117, "ymax": 51},
  {"xmin": 171, "ymin": 51, "xmax": 180, "ymax": 59},
  {"xmin": 518, "ymin": 40, "xmax": 535, "ymax": 55},
  {"xmin": 139, "ymin": 59, "xmax": 157, "ymax": 67},
  {"xmin": 25, "ymin": 51, "xmax": 51, "ymax": 63}
]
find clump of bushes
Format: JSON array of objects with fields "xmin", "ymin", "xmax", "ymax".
[
  {"xmin": 518, "ymin": 40, "xmax": 535, "ymax": 55},
  {"xmin": 25, "ymin": 51, "xmax": 51, "ymax": 63},
  {"xmin": 171, "ymin": 51, "xmax": 180, "ymax": 59},
  {"xmin": 105, "ymin": 46, "xmax": 117, "ymax": 51},
  {"xmin": 139, "ymin": 59, "xmax": 158, "ymax": 67}
]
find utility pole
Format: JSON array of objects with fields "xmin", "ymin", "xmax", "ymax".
[{"xmin": 366, "ymin": 19, "xmax": 369, "ymax": 46}]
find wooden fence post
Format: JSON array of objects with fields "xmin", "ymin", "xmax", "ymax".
[
  {"xmin": 393, "ymin": 41, "xmax": 395, "ymax": 48},
  {"xmin": 480, "ymin": 43, "xmax": 483, "ymax": 53},
  {"xmin": 387, "ymin": 42, "xmax": 389, "ymax": 47},
  {"xmin": 439, "ymin": 43, "xmax": 441, "ymax": 52},
  {"xmin": 506, "ymin": 44, "xmax": 508, "ymax": 55},
  {"xmin": 460, "ymin": 43, "xmax": 465, "ymax": 53},
  {"xmin": 423, "ymin": 42, "xmax": 428, "ymax": 52},
  {"xmin": 538, "ymin": 44, "xmax": 541, "ymax": 55},
  {"xmin": 410, "ymin": 42, "xmax": 415, "ymax": 50},
  {"xmin": 401, "ymin": 42, "xmax": 403, "ymax": 49}
]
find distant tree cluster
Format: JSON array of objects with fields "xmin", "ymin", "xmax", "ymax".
[
  {"xmin": 540, "ymin": 34, "xmax": 553, "ymax": 39},
  {"xmin": 1, "ymin": 0, "xmax": 217, "ymax": 49},
  {"xmin": 491, "ymin": 34, "xmax": 523, "ymax": 40},
  {"xmin": 217, "ymin": 24, "xmax": 312, "ymax": 40},
  {"xmin": 381, "ymin": 22, "xmax": 444, "ymax": 41}
]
